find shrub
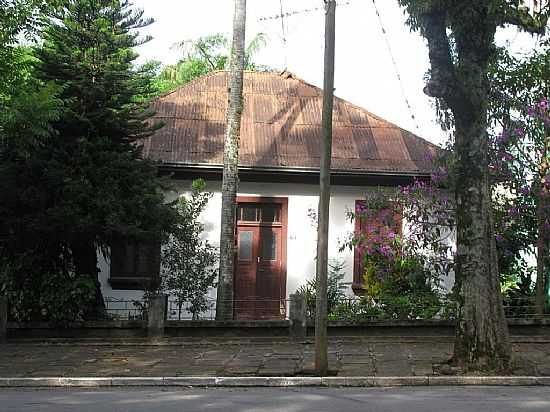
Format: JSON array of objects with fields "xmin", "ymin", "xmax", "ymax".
[
  {"xmin": 2, "ymin": 254, "xmax": 96, "ymax": 322},
  {"xmin": 160, "ymin": 180, "xmax": 218, "ymax": 319},
  {"xmin": 296, "ymin": 258, "xmax": 347, "ymax": 318}
]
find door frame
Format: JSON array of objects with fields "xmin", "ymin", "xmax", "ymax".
[{"xmin": 235, "ymin": 196, "xmax": 288, "ymax": 309}]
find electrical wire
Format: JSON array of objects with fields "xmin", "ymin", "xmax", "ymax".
[
  {"xmin": 258, "ymin": 1, "xmax": 352, "ymax": 22},
  {"xmin": 371, "ymin": 0, "xmax": 421, "ymax": 132},
  {"xmin": 279, "ymin": 0, "xmax": 288, "ymax": 69}
]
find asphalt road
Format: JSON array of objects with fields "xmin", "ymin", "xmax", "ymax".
[{"xmin": 1, "ymin": 387, "xmax": 550, "ymax": 412}]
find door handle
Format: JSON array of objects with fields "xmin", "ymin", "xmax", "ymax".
[{"xmin": 257, "ymin": 256, "xmax": 260, "ymax": 263}]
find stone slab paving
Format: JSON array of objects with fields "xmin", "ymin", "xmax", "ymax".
[{"xmin": 0, "ymin": 338, "xmax": 549, "ymax": 377}]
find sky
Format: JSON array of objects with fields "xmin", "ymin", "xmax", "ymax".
[{"xmin": 132, "ymin": 0, "xmax": 542, "ymax": 147}]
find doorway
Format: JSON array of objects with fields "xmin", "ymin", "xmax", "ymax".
[{"xmin": 234, "ymin": 197, "xmax": 288, "ymax": 320}]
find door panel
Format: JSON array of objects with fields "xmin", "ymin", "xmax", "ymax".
[
  {"xmin": 234, "ymin": 227, "xmax": 259, "ymax": 319},
  {"xmin": 256, "ymin": 227, "xmax": 283, "ymax": 318}
]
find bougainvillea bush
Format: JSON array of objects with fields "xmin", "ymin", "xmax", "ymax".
[
  {"xmin": 489, "ymin": 97, "xmax": 550, "ymax": 314},
  {"xmin": 338, "ymin": 178, "xmax": 456, "ymax": 321}
]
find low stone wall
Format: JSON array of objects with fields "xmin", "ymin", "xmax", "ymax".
[
  {"xmin": 4, "ymin": 294, "xmax": 550, "ymax": 341},
  {"xmin": 6, "ymin": 319, "xmax": 550, "ymax": 340},
  {"xmin": 7, "ymin": 321, "xmax": 147, "ymax": 340},
  {"xmin": 166, "ymin": 320, "xmax": 290, "ymax": 338}
]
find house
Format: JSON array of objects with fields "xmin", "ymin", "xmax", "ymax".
[{"xmin": 97, "ymin": 70, "xmax": 442, "ymax": 320}]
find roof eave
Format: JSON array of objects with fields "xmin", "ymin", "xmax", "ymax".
[{"xmin": 157, "ymin": 161, "xmax": 432, "ymax": 178}]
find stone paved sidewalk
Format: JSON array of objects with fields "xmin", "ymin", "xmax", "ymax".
[{"xmin": 1, "ymin": 338, "xmax": 549, "ymax": 377}]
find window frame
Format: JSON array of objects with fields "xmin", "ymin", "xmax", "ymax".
[{"xmin": 109, "ymin": 236, "xmax": 161, "ymax": 291}]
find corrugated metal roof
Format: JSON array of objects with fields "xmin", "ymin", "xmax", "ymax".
[{"xmin": 143, "ymin": 71, "xmax": 439, "ymax": 174}]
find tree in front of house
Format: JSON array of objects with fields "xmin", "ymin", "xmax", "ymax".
[
  {"xmin": 488, "ymin": 40, "xmax": 550, "ymax": 315},
  {"xmin": 0, "ymin": 1, "xmax": 83, "ymax": 321},
  {"xmin": 152, "ymin": 32, "xmax": 269, "ymax": 95},
  {"xmin": 216, "ymin": 0, "xmax": 247, "ymax": 321},
  {"xmin": 160, "ymin": 180, "xmax": 218, "ymax": 320},
  {"xmin": 1, "ymin": 0, "xmax": 178, "ymax": 321},
  {"xmin": 397, "ymin": 0, "xmax": 548, "ymax": 370}
]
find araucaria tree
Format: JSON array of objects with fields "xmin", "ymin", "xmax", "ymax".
[
  {"xmin": 216, "ymin": 0, "xmax": 247, "ymax": 320},
  {"xmin": 1, "ymin": 0, "xmax": 177, "ymax": 320},
  {"xmin": 397, "ymin": 0, "xmax": 549, "ymax": 370}
]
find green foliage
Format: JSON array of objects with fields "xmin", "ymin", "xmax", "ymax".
[
  {"xmin": 334, "ymin": 181, "xmax": 452, "ymax": 321},
  {"xmin": 488, "ymin": 37, "xmax": 550, "ymax": 295},
  {"xmin": 329, "ymin": 293, "xmax": 443, "ymax": 322},
  {"xmin": 160, "ymin": 180, "xmax": 218, "ymax": 319},
  {"xmin": 1, "ymin": 253, "xmax": 95, "ymax": 322},
  {"xmin": 0, "ymin": 0, "xmax": 179, "ymax": 320},
  {"xmin": 152, "ymin": 33, "xmax": 271, "ymax": 94},
  {"xmin": 296, "ymin": 259, "xmax": 347, "ymax": 318},
  {"xmin": 0, "ymin": 47, "xmax": 63, "ymax": 157}
]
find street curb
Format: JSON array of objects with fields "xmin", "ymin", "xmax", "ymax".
[{"xmin": 1, "ymin": 376, "xmax": 550, "ymax": 388}]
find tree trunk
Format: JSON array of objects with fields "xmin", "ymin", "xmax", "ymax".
[
  {"xmin": 72, "ymin": 238, "xmax": 105, "ymax": 320},
  {"xmin": 414, "ymin": 2, "xmax": 512, "ymax": 371},
  {"xmin": 315, "ymin": 0, "xmax": 336, "ymax": 376},
  {"xmin": 216, "ymin": 0, "xmax": 246, "ymax": 321},
  {"xmin": 535, "ymin": 191, "xmax": 547, "ymax": 317},
  {"xmin": 535, "ymin": 131, "xmax": 549, "ymax": 316},
  {"xmin": 452, "ymin": 106, "xmax": 511, "ymax": 371}
]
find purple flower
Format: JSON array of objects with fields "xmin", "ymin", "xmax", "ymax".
[
  {"xmin": 502, "ymin": 152, "xmax": 513, "ymax": 161},
  {"xmin": 495, "ymin": 234, "xmax": 504, "ymax": 243},
  {"xmin": 514, "ymin": 127, "xmax": 525, "ymax": 137},
  {"xmin": 538, "ymin": 98, "xmax": 548, "ymax": 111},
  {"xmin": 497, "ymin": 131, "xmax": 509, "ymax": 144},
  {"xmin": 519, "ymin": 186, "xmax": 530, "ymax": 196},
  {"xmin": 508, "ymin": 207, "xmax": 519, "ymax": 217},
  {"xmin": 379, "ymin": 245, "xmax": 393, "ymax": 258}
]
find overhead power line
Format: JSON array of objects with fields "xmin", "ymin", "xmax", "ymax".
[
  {"xmin": 258, "ymin": 1, "xmax": 352, "ymax": 22},
  {"xmin": 279, "ymin": 0, "xmax": 288, "ymax": 69},
  {"xmin": 371, "ymin": 0, "xmax": 421, "ymax": 132}
]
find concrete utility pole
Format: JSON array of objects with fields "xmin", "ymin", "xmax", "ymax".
[
  {"xmin": 216, "ymin": 0, "xmax": 247, "ymax": 321},
  {"xmin": 315, "ymin": 0, "xmax": 336, "ymax": 376}
]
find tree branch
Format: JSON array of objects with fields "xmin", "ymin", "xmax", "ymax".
[
  {"xmin": 195, "ymin": 44, "xmax": 217, "ymax": 70},
  {"xmin": 421, "ymin": 8, "xmax": 460, "ymax": 105},
  {"xmin": 499, "ymin": 4, "xmax": 549, "ymax": 34}
]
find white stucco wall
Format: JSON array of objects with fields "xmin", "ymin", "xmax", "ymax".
[
  {"xmin": 98, "ymin": 179, "xmax": 455, "ymax": 312},
  {"xmin": 99, "ymin": 180, "xmax": 366, "ymax": 302}
]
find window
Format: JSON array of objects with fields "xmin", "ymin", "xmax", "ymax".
[
  {"xmin": 238, "ymin": 231, "xmax": 254, "ymax": 261},
  {"xmin": 260, "ymin": 230, "xmax": 278, "ymax": 261},
  {"xmin": 353, "ymin": 200, "xmax": 402, "ymax": 293},
  {"xmin": 237, "ymin": 204, "xmax": 280, "ymax": 223},
  {"xmin": 110, "ymin": 237, "xmax": 161, "ymax": 290}
]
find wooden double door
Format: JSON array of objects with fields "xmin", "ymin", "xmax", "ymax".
[{"xmin": 234, "ymin": 198, "xmax": 287, "ymax": 320}]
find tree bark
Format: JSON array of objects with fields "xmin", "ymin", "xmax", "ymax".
[
  {"xmin": 536, "ymin": 195, "xmax": 546, "ymax": 317},
  {"xmin": 216, "ymin": 0, "xmax": 246, "ymax": 321},
  {"xmin": 72, "ymin": 238, "xmax": 105, "ymax": 320},
  {"xmin": 315, "ymin": 0, "xmax": 336, "ymax": 376},
  {"xmin": 452, "ymin": 109, "xmax": 511, "ymax": 370},
  {"xmin": 535, "ymin": 132, "xmax": 549, "ymax": 316}
]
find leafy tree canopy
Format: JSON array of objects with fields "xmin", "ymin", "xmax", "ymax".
[
  {"xmin": 1, "ymin": 0, "xmax": 178, "ymax": 320},
  {"xmin": 151, "ymin": 32, "xmax": 270, "ymax": 94}
]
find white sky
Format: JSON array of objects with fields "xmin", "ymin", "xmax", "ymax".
[{"xmin": 132, "ymin": 0, "xmax": 542, "ymax": 147}]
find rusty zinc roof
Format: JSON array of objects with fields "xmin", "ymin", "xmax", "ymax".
[{"xmin": 142, "ymin": 71, "xmax": 439, "ymax": 175}]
